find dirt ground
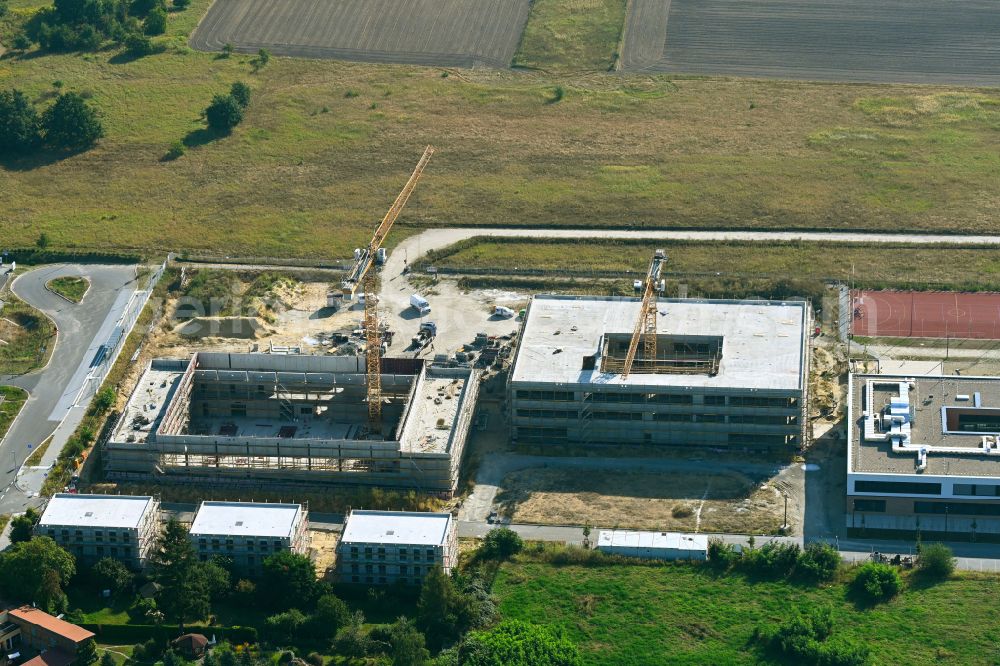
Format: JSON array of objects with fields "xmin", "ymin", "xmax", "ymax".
[
  {"xmin": 495, "ymin": 467, "xmax": 786, "ymax": 534},
  {"xmin": 309, "ymin": 529, "xmax": 339, "ymax": 580}
]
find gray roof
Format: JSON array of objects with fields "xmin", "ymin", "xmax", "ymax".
[
  {"xmin": 511, "ymin": 295, "xmax": 807, "ymax": 391},
  {"xmin": 189, "ymin": 501, "xmax": 303, "ymax": 538},
  {"xmin": 340, "ymin": 510, "xmax": 452, "ymax": 546},
  {"xmin": 39, "ymin": 494, "xmax": 155, "ymax": 529}
]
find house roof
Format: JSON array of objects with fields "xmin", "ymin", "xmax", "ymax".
[
  {"xmin": 22, "ymin": 648, "xmax": 76, "ymax": 666},
  {"xmin": 172, "ymin": 634, "xmax": 208, "ymax": 650},
  {"xmin": 8, "ymin": 607, "xmax": 95, "ymax": 644}
]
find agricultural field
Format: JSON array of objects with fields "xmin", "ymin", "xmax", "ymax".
[
  {"xmin": 512, "ymin": 0, "xmax": 627, "ymax": 72},
  {"xmin": 2, "ymin": 2, "xmax": 1000, "ymax": 259},
  {"xmin": 0, "ymin": 296, "xmax": 57, "ymax": 375},
  {"xmin": 421, "ymin": 239, "xmax": 1000, "ymax": 291},
  {"xmin": 190, "ymin": 0, "xmax": 531, "ymax": 68},
  {"xmin": 626, "ymin": 0, "xmax": 1000, "ymax": 85},
  {"xmin": 494, "ymin": 559, "xmax": 1000, "ymax": 665},
  {"xmin": 45, "ymin": 276, "xmax": 89, "ymax": 303}
]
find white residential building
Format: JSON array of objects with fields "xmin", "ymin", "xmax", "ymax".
[
  {"xmin": 336, "ymin": 510, "xmax": 456, "ymax": 586},
  {"xmin": 189, "ymin": 501, "xmax": 309, "ymax": 575}
]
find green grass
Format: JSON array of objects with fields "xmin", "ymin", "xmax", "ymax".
[
  {"xmin": 0, "ymin": 295, "xmax": 57, "ymax": 375},
  {"xmin": 0, "ymin": 385, "xmax": 29, "ymax": 442},
  {"xmin": 512, "ymin": 0, "xmax": 628, "ymax": 72},
  {"xmin": 1, "ymin": 5, "xmax": 1000, "ymax": 259},
  {"xmin": 46, "ymin": 276, "xmax": 89, "ymax": 303},
  {"xmin": 421, "ymin": 238, "xmax": 1000, "ymax": 290},
  {"xmin": 494, "ymin": 560, "xmax": 1000, "ymax": 665}
]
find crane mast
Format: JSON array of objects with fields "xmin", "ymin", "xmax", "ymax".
[
  {"xmin": 621, "ymin": 249, "xmax": 667, "ymax": 379},
  {"xmin": 349, "ymin": 146, "xmax": 434, "ymax": 435}
]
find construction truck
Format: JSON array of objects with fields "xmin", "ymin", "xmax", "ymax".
[{"xmin": 411, "ymin": 321, "xmax": 437, "ymax": 351}]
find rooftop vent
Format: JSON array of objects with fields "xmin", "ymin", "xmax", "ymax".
[
  {"xmin": 386, "ymin": 530, "xmax": 395, "ymax": 536},
  {"xmin": 84, "ymin": 512, "xmax": 94, "ymax": 518},
  {"xmin": 235, "ymin": 521, "xmax": 244, "ymax": 527}
]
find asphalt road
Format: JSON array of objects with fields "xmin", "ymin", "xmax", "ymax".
[
  {"xmin": 190, "ymin": 0, "xmax": 530, "ymax": 68},
  {"xmin": 625, "ymin": 0, "xmax": 1000, "ymax": 86},
  {"xmin": 0, "ymin": 264, "xmax": 136, "ymax": 511}
]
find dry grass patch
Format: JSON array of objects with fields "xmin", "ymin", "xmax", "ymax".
[{"xmin": 496, "ymin": 467, "xmax": 784, "ymax": 533}]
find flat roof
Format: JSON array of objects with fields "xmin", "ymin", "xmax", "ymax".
[
  {"xmin": 596, "ymin": 530, "xmax": 708, "ymax": 551},
  {"xmin": 511, "ymin": 296, "xmax": 807, "ymax": 391},
  {"xmin": 189, "ymin": 501, "xmax": 303, "ymax": 538},
  {"xmin": 850, "ymin": 374, "xmax": 1000, "ymax": 477},
  {"xmin": 38, "ymin": 494, "xmax": 155, "ymax": 529},
  {"xmin": 340, "ymin": 510, "xmax": 452, "ymax": 546},
  {"xmin": 400, "ymin": 374, "xmax": 467, "ymax": 454}
]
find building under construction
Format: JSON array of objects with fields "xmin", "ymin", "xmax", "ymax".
[
  {"xmin": 508, "ymin": 295, "xmax": 810, "ymax": 450},
  {"xmin": 103, "ymin": 352, "xmax": 479, "ymax": 494}
]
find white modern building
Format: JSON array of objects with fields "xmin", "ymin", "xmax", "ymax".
[
  {"xmin": 189, "ymin": 501, "xmax": 309, "ymax": 574},
  {"xmin": 35, "ymin": 494, "xmax": 161, "ymax": 569},
  {"xmin": 509, "ymin": 295, "xmax": 811, "ymax": 450},
  {"xmin": 596, "ymin": 530, "xmax": 708, "ymax": 560},
  {"xmin": 848, "ymin": 374, "xmax": 1000, "ymax": 540},
  {"xmin": 336, "ymin": 510, "xmax": 456, "ymax": 586}
]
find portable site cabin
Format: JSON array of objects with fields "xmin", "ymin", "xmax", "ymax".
[{"xmin": 596, "ymin": 530, "xmax": 708, "ymax": 561}]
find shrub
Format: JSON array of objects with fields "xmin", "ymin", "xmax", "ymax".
[
  {"xmin": 205, "ymin": 94, "xmax": 243, "ymax": 133},
  {"xmin": 481, "ymin": 528, "xmax": 523, "ymax": 560},
  {"xmin": 143, "ymin": 7, "xmax": 166, "ymax": 35},
  {"xmin": 707, "ymin": 540, "xmax": 738, "ymax": 570},
  {"xmin": 230, "ymin": 82, "xmax": 251, "ymax": 109},
  {"xmin": 852, "ymin": 562, "xmax": 902, "ymax": 603},
  {"xmin": 917, "ymin": 543, "xmax": 955, "ymax": 580},
  {"xmin": 304, "ymin": 653, "xmax": 323, "ymax": 666},
  {"xmin": 91, "ymin": 387, "xmax": 116, "ymax": 415},
  {"xmin": 124, "ymin": 32, "xmax": 153, "ymax": 56},
  {"xmin": 797, "ymin": 542, "xmax": 841, "ymax": 582},
  {"xmin": 173, "ymin": 0, "xmax": 190, "ymax": 8},
  {"xmin": 756, "ymin": 607, "xmax": 870, "ymax": 666},
  {"xmin": 739, "ymin": 542, "xmax": 801, "ymax": 578}
]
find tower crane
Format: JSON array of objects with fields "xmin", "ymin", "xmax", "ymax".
[
  {"xmin": 340, "ymin": 146, "xmax": 435, "ymax": 435},
  {"xmin": 621, "ymin": 249, "xmax": 667, "ymax": 379}
]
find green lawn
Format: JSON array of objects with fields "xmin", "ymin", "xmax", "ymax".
[
  {"xmin": 494, "ymin": 560, "xmax": 1000, "ymax": 665},
  {"xmin": 0, "ymin": 296, "xmax": 56, "ymax": 375},
  {"xmin": 0, "ymin": 4, "xmax": 998, "ymax": 257},
  {"xmin": 512, "ymin": 0, "xmax": 627, "ymax": 72},
  {"xmin": 0, "ymin": 386, "xmax": 28, "ymax": 440},
  {"xmin": 420, "ymin": 238, "xmax": 1000, "ymax": 290},
  {"xmin": 46, "ymin": 276, "xmax": 89, "ymax": 303}
]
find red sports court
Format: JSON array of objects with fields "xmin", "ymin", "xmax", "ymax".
[{"xmin": 851, "ymin": 290, "xmax": 1000, "ymax": 339}]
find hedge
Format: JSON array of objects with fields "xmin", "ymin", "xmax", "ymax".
[
  {"xmin": 80, "ymin": 623, "xmax": 258, "ymax": 644},
  {"xmin": 4, "ymin": 248, "xmax": 141, "ymax": 265}
]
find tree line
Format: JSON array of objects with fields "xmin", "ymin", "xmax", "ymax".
[{"xmin": 0, "ymin": 89, "xmax": 103, "ymax": 156}]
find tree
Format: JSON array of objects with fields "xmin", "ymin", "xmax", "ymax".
[
  {"xmin": 194, "ymin": 559, "xmax": 231, "ymax": 601},
  {"xmin": 91, "ymin": 557, "xmax": 134, "ymax": 596},
  {"xmin": 150, "ymin": 519, "xmax": 209, "ymax": 625},
  {"xmin": 205, "ymin": 94, "xmax": 242, "ymax": 134},
  {"xmin": 852, "ymin": 562, "xmax": 902, "ymax": 604},
  {"xmin": 251, "ymin": 48, "xmax": 269, "ymax": 71},
  {"xmin": 261, "ymin": 551, "xmax": 317, "ymax": 609},
  {"xmin": 229, "ymin": 82, "xmax": 251, "ymax": 109},
  {"xmin": 481, "ymin": 528, "xmax": 523, "ymax": 560},
  {"xmin": 0, "ymin": 89, "xmax": 42, "ymax": 155},
  {"xmin": 264, "ymin": 608, "xmax": 307, "ymax": 643},
  {"xmin": 416, "ymin": 566, "xmax": 482, "ymax": 650},
  {"xmin": 917, "ymin": 542, "xmax": 955, "ymax": 580},
  {"xmin": 74, "ymin": 639, "xmax": 98, "ymax": 666},
  {"xmin": 42, "ymin": 92, "xmax": 103, "ymax": 150},
  {"xmin": 311, "ymin": 593, "xmax": 350, "ymax": 640},
  {"xmin": 389, "ymin": 617, "xmax": 429, "ymax": 666},
  {"xmin": 459, "ymin": 620, "xmax": 580, "ymax": 666},
  {"xmin": 99, "ymin": 652, "xmax": 116, "ymax": 666},
  {"xmin": 124, "ymin": 32, "xmax": 153, "ymax": 57},
  {"xmin": 9, "ymin": 508, "xmax": 40, "ymax": 543},
  {"xmin": 0, "ymin": 537, "xmax": 75, "ymax": 608},
  {"xmin": 143, "ymin": 7, "xmax": 166, "ymax": 35}
]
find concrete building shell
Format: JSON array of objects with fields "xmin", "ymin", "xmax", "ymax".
[{"xmin": 103, "ymin": 352, "xmax": 480, "ymax": 495}]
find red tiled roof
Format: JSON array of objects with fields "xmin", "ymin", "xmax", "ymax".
[
  {"xmin": 8, "ymin": 607, "xmax": 95, "ymax": 644},
  {"xmin": 22, "ymin": 648, "xmax": 76, "ymax": 666}
]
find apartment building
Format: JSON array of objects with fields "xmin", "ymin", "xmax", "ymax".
[
  {"xmin": 336, "ymin": 510, "xmax": 456, "ymax": 586},
  {"xmin": 189, "ymin": 501, "xmax": 308, "ymax": 574}
]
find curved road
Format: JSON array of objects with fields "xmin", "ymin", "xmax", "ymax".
[{"xmin": 0, "ymin": 264, "xmax": 137, "ymax": 511}]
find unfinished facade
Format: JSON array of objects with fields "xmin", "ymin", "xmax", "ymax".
[
  {"xmin": 508, "ymin": 296, "xmax": 810, "ymax": 450},
  {"xmin": 848, "ymin": 374, "xmax": 1000, "ymax": 541},
  {"xmin": 103, "ymin": 352, "xmax": 479, "ymax": 494}
]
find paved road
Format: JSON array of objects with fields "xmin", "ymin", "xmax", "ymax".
[{"xmin": 0, "ymin": 264, "xmax": 137, "ymax": 513}]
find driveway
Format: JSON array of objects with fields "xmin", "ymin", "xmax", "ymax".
[{"xmin": 0, "ymin": 264, "xmax": 137, "ymax": 511}]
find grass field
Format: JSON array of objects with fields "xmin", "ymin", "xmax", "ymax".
[
  {"xmin": 0, "ymin": 295, "xmax": 57, "ymax": 375},
  {"xmin": 513, "ymin": 0, "xmax": 627, "ymax": 72},
  {"xmin": 2, "ymin": 2, "xmax": 1000, "ymax": 258},
  {"xmin": 46, "ymin": 276, "xmax": 89, "ymax": 303},
  {"xmin": 421, "ymin": 238, "xmax": 1000, "ymax": 289},
  {"xmin": 494, "ymin": 559, "xmax": 1000, "ymax": 665},
  {"xmin": 0, "ymin": 385, "xmax": 28, "ymax": 441}
]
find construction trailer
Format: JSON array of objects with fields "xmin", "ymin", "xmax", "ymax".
[
  {"xmin": 596, "ymin": 530, "xmax": 708, "ymax": 561},
  {"xmin": 103, "ymin": 352, "xmax": 480, "ymax": 495},
  {"xmin": 508, "ymin": 295, "xmax": 811, "ymax": 450}
]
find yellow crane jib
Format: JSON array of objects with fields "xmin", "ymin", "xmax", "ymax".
[
  {"xmin": 362, "ymin": 145, "xmax": 435, "ymax": 435},
  {"xmin": 621, "ymin": 249, "xmax": 667, "ymax": 379}
]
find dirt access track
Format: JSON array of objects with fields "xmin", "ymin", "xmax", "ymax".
[
  {"xmin": 190, "ymin": 0, "xmax": 530, "ymax": 67},
  {"xmin": 622, "ymin": 0, "xmax": 1000, "ymax": 86}
]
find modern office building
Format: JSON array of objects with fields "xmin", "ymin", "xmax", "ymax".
[
  {"xmin": 508, "ymin": 295, "xmax": 811, "ymax": 450},
  {"xmin": 35, "ymin": 494, "xmax": 161, "ymax": 569},
  {"xmin": 103, "ymin": 352, "xmax": 480, "ymax": 495},
  {"xmin": 336, "ymin": 510, "xmax": 456, "ymax": 586},
  {"xmin": 189, "ymin": 501, "xmax": 309, "ymax": 574},
  {"xmin": 848, "ymin": 374, "xmax": 1000, "ymax": 540}
]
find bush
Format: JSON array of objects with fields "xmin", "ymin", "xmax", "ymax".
[
  {"xmin": 91, "ymin": 387, "xmax": 116, "ymax": 415},
  {"xmin": 707, "ymin": 539, "xmax": 739, "ymax": 570},
  {"xmin": 205, "ymin": 94, "xmax": 243, "ymax": 133},
  {"xmin": 143, "ymin": 7, "xmax": 166, "ymax": 35},
  {"xmin": 230, "ymin": 82, "xmax": 251, "ymax": 109},
  {"xmin": 481, "ymin": 528, "xmax": 523, "ymax": 560},
  {"xmin": 304, "ymin": 653, "xmax": 323, "ymax": 666},
  {"xmin": 917, "ymin": 543, "xmax": 955, "ymax": 580},
  {"xmin": 756, "ymin": 607, "xmax": 870, "ymax": 666},
  {"xmin": 797, "ymin": 543, "xmax": 841, "ymax": 582},
  {"xmin": 264, "ymin": 609, "xmax": 307, "ymax": 643},
  {"xmin": 124, "ymin": 32, "xmax": 153, "ymax": 56},
  {"xmin": 852, "ymin": 562, "xmax": 902, "ymax": 603},
  {"xmin": 173, "ymin": 0, "xmax": 190, "ymax": 8},
  {"xmin": 739, "ymin": 542, "xmax": 801, "ymax": 578}
]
